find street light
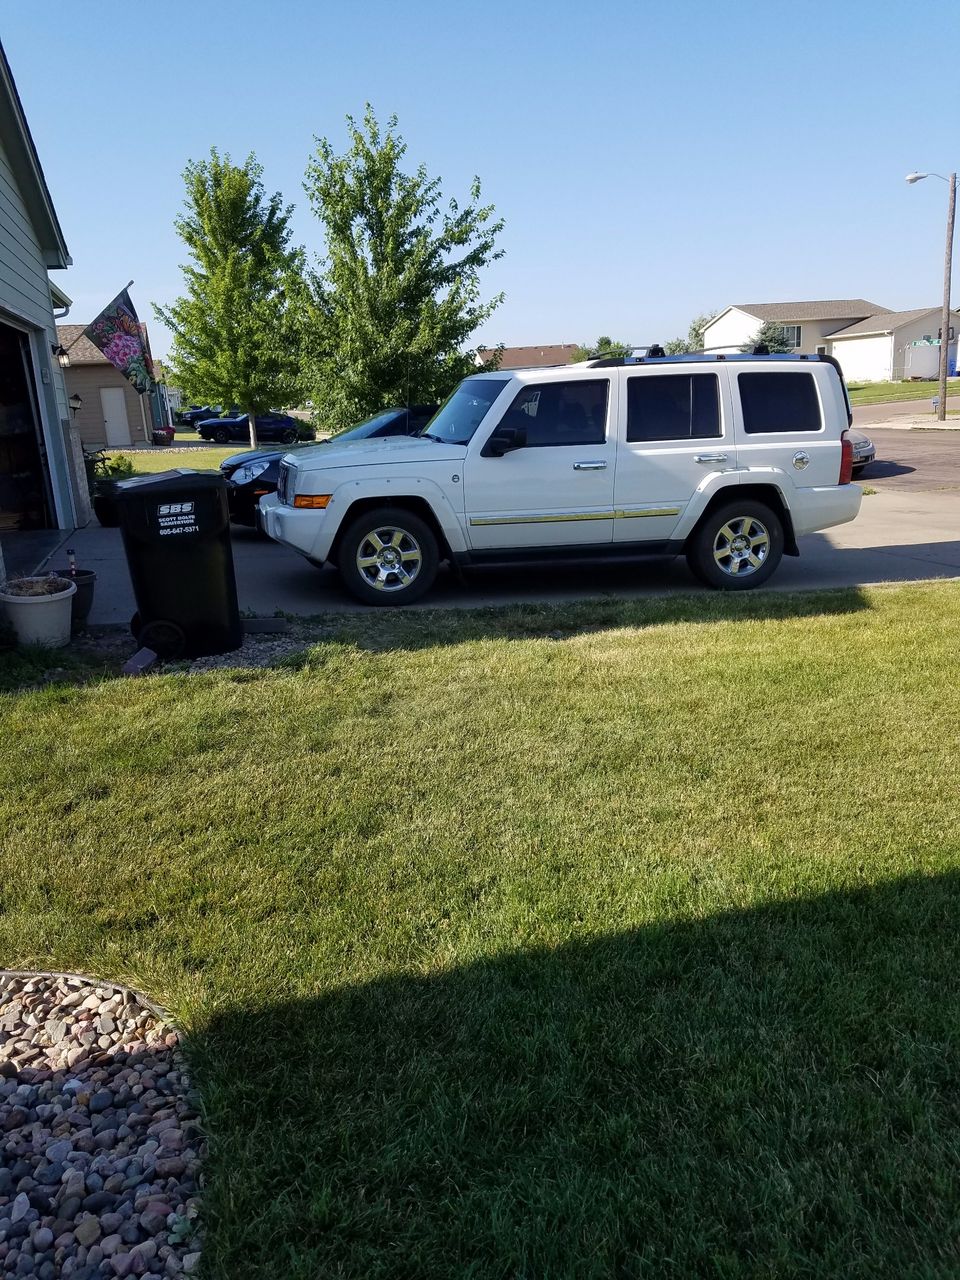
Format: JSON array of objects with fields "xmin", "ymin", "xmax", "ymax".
[{"xmin": 906, "ymin": 169, "xmax": 957, "ymax": 421}]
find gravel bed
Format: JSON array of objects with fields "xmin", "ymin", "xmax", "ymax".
[{"xmin": 0, "ymin": 972, "xmax": 202, "ymax": 1278}]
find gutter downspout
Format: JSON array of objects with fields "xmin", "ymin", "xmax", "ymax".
[{"xmin": 138, "ymin": 392, "xmax": 149, "ymax": 444}]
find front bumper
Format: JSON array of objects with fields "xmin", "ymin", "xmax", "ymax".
[
  {"xmin": 852, "ymin": 447, "xmax": 876, "ymax": 468},
  {"xmin": 259, "ymin": 492, "xmax": 330, "ymax": 560}
]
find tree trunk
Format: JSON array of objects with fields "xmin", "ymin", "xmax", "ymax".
[{"xmin": 247, "ymin": 408, "xmax": 258, "ymax": 450}]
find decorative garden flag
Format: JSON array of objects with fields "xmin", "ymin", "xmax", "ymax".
[{"xmin": 83, "ymin": 289, "xmax": 155, "ymax": 394}]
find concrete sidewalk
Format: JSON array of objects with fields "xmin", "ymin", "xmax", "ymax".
[{"xmin": 37, "ymin": 488, "xmax": 960, "ymax": 625}]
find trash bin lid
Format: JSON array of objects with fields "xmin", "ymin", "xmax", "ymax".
[{"xmin": 114, "ymin": 469, "xmax": 226, "ymax": 497}]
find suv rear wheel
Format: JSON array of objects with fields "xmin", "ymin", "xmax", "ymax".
[
  {"xmin": 338, "ymin": 506, "xmax": 439, "ymax": 605},
  {"xmin": 687, "ymin": 500, "xmax": 783, "ymax": 590}
]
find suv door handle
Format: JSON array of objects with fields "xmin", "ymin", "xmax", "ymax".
[
  {"xmin": 573, "ymin": 460, "xmax": 607, "ymax": 471},
  {"xmin": 694, "ymin": 453, "xmax": 728, "ymax": 464}
]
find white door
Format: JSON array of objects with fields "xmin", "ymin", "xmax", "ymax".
[
  {"xmin": 464, "ymin": 376, "xmax": 616, "ymax": 549},
  {"xmin": 613, "ymin": 368, "xmax": 735, "ymax": 542},
  {"xmin": 99, "ymin": 387, "xmax": 129, "ymax": 448}
]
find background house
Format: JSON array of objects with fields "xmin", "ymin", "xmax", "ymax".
[
  {"xmin": 824, "ymin": 308, "xmax": 960, "ymax": 383},
  {"xmin": 702, "ymin": 301, "xmax": 890, "ymax": 356},
  {"xmin": 476, "ymin": 344, "xmax": 579, "ymax": 370},
  {"xmin": 0, "ymin": 39, "xmax": 88, "ymax": 561},
  {"xmin": 58, "ymin": 322, "xmax": 161, "ymax": 448}
]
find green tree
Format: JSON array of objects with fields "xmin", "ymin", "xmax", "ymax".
[
  {"xmin": 569, "ymin": 335, "xmax": 632, "ymax": 362},
  {"xmin": 302, "ymin": 107, "xmax": 505, "ymax": 430},
  {"xmin": 740, "ymin": 321, "xmax": 793, "ymax": 354},
  {"xmin": 155, "ymin": 148, "xmax": 305, "ymax": 448},
  {"xmin": 664, "ymin": 311, "xmax": 718, "ymax": 354}
]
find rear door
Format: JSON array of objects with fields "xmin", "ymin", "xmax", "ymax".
[
  {"xmin": 613, "ymin": 368, "xmax": 734, "ymax": 543},
  {"xmin": 733, "ymin": 366, "xmax": 839, "ymax": 489},
  {"xmin": 465, "ymin": 376, "xmax": 617, "ymax": 549}
]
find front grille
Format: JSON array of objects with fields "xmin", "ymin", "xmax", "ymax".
[{"xmin": 277, "ymin": 460, "xmax": 292, "ymax": 505}]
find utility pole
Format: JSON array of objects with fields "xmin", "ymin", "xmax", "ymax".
[{"xmin": 939, "ymin": 173, "xmax": 956, "ymax": 423}]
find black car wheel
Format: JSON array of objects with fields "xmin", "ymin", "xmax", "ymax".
[
  {"xmin": 213, "ymin": 427, "xmax": 230, "ymax": 444},
  {"xmin": 281, "ymin": 428, "xmax": 298, "ymax": 445}
]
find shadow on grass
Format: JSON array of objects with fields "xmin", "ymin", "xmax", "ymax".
[
  {"xmin": 284, "ymin": 584, "xmax": 873, "ymax": 658},
  {"xmin": 192, "ymin": 871, "xmax": 960, "ymax": 1279}
]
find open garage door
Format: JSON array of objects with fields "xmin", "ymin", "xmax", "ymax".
[{"xmin": 0, "ymin": 320, "xmax": 53, "ymax": 530}]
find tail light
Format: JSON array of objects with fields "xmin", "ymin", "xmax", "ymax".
[{"xmin": 839, "ymin": 431, "xmax": 853, "ymax": 484}]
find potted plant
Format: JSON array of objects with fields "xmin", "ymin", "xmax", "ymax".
[
  {"xmin": 50, "ymin": 548, "xmax": 97, "ymax": 630},
  {"xmin": 84, "ymin": 448, "xmax": 135, "ymax": 527},
  {"xmin": 0, "ymin": 575, "xmax": 77, "ymax": 648}
]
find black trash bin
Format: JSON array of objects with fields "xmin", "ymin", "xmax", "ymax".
[{"xmin": 115, "ymin": 470, "xmax": 242, "ymax": 659}]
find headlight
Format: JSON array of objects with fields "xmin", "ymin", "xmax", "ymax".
[{"xmin": 230, "ymin": 459, "xmax": 272, "ymax": 485}]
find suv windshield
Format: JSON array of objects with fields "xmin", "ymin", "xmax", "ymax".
[
  {"xmin": 421, "ymin": 378, "xmax": 509, "ymax": 445},
  {"xmin": 330, "ymin": 411, "xmax": 401, "ymax": 443}
]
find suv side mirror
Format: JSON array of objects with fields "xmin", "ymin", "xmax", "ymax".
[{"xmin": 485, "ymin": 423, "xmax": 526, "ymax": 457}]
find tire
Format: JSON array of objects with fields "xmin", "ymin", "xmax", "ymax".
[
  {"xmin": 686, "ymin": 500, "xmax": 784, "ymax": 590},
  {"xmin": 281, "ymin": 428, "xmax": 298, "ymax": 445},
  {"xmin": 337, "ymin": 506, "xmax": 439, "ymax": 606},
  {"xmin": 213, "ymin": 428, "xmax": 230, "ymax": 444}
]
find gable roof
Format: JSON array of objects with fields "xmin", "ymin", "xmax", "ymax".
[
  {"xmin": 477, "ymin": 344, "xmax": 579, "ymax": 370},
  {"xmin": 57, "ymin": 324, "xmax": 109, "ymax": 364},
  {"xmin": 730, "ymin": 299, "xmax": 890, "ymax": 323},
  {"xmin": 0, "ymin": 41, "xmax": 70, "ymax": 268},
  {"xmin": 828, "ymin": 307, "xmax": 960, "ymax": 339}
]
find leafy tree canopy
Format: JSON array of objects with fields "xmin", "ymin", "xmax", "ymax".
[
  {"xmin": 569, "ymin": 335, "xmax": 632, "ymax": 362},
  {"xmin": 303, "ymin": 107, "xmax": 504, "ymax": 430},
  {"xmin": 155, "ymin": 148, "xmax": 305, "ymax": 446},
  {"xmin": 740, "ymin": 321, "xmax": 794, "ymax": 354}
]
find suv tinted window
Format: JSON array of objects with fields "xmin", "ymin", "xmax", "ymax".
[
  {"xmin": 626, "ymin": 374, "xmax": 720, "ymax": 442},
  {"xmin": 738, "ymin": 372, "xmax": 821, "ymax": 433},
  {"xmin": 501, "ymin": 380, "xmax": 608, "ymax": 447}
]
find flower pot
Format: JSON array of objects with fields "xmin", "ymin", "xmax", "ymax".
[
  {"xmin": 51, "ymin": 568, "xmax": 97, "ymax": 628},
  {"xmin": 93, "ymin": 490, "xmax": 121, "ymax": 528},
  {"xmin": 0, "ymin": 576, "xmax": 77, "ymax": 648}
]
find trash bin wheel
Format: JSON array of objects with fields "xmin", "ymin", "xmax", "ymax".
[{"xmin": 131, "ymin": 614, "xmax": 187, "ymax": 660}]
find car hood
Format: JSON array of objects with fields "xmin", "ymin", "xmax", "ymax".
[
  {"xmin": 848, "ymin": 429, "xmax": 871, "ymax": 446},
  {"xmin": 220, "ymin": 448, "xmax": 282, "ymax": 472},
  {"xmin": 285, "ymin": 435, "xmax": 466, "ymax": 471}
]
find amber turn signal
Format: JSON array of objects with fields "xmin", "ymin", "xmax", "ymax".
[{"xmin": 293, "ymin": 494, "xmax": 332, "ymax": 509}]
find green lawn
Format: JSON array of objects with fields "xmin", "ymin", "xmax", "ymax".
[
  {"xmin": 847, "ymin": 378, "xmax": 958, "ymax": 406},
  {"xmin": 108, "ymin": 441, "xmax": 320, "ymax": 475},
  {"xmin": 3, "ymin": 584, "xmax": 960, "ymax": 1277}
]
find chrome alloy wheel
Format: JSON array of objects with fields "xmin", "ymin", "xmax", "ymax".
[
  {"xmin": 712, "ymin": 515, "xmax": 770, "ymax": 577},
  {"xmin": 356, "ymin": 525, "xmax": 423, "ymax": 592}
]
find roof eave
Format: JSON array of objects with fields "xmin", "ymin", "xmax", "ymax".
[{"xmin": 0, "ymin": 42, "xmax": 71, "ymax": 269}]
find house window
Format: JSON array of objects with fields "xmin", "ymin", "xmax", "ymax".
[
  {"xmin": 626, "ymin": 374, "xmax": 721, "ymax": 442},
  {"xmin": 738, "ymin": 372, "xmax": 822, "ymax": 433},
  {"xmin": 778, "ymin": 325, "xmax": 802, "ymax": 348}
]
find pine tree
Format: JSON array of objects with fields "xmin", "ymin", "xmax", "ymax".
[
  {"xmin": 156, "ymin": 149, "xmax": 304, "ymax": 449},
  {"xmin": 303, "ymin": 108, "xmax": 504, "ymax": 430}
]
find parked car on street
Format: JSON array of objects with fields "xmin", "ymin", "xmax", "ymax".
[
  {"xmin": 197, "ymin": 412, "xmax": 314, "ymax": 445},
  {"xmin": 220, "ymin": 405, "xmax": 438, "ymax": 525},
  {"xmin": 261, "ymin": 353, "xmax": 862, "ymax": 605},
  {"xmin": 176, "ymin": 405, "xmax": 221, "ymax": 426},
  {"xmin": 849, "ymin": 428, "xmax": 876, "ymax": 475}
]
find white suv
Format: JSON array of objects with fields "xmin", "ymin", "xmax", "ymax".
[{"xmin": 260, "ymin": 353, "xmax": 861, "ymax": 605}]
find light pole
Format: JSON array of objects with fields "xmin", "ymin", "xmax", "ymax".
[{"xmin": 906, "ymin": 170, "xmax": 956, "ymax": 422}]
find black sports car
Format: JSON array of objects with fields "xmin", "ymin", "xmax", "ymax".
[{"xmin": 219, "ymin": 405, "xmax": 438, "ymax": 525}]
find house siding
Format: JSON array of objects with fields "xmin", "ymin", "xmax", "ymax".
[
  {"xmin": 66, "ymin": 364, "xmax": 149, "ymax": 450},
  {"xmin": 0, "ymin": 132, "xmax": 81, "ymax": 526},
  {"xmin": 890, "ymin": 313, "xmax": 960, "ymax": 380},
  {"xmin": 704, "ymin": 309, "xmax": 871, "ymax": 355}
]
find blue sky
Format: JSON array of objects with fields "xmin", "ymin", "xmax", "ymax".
[{"xmin": 4, "ymin": 0, "xmax": 957, "ymax": 360}]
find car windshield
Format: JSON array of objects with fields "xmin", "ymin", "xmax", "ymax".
[
  {"xmin": 329, "ymin": 411, "xmax": 401, "ymax": 442},
  {"xmin": 421, "ymin": 378, "xmax": 509, "ymax": 445}
]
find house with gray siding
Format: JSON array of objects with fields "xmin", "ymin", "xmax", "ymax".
[{"xmin": 0, "ymin": 38, "xmax": 88, "ymax": 567}]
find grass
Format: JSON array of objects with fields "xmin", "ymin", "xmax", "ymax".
[
  {"xmin": 847, "ymin": 378, "xmax": 959, "ymax": 406},
  {"xmin": 3, "ymin": 583, "xmax": 960, "ymax": 1277},
  {"xmin": 110, "ymin": 440, "xmax": 321, "ymax": 475}
]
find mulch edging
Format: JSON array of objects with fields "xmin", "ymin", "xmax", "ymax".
[{"xmin": 0, "ymin": 971, "xmax": 202, "ymax": 1278}]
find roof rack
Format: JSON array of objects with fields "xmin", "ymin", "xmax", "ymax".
[{"xmin": 581, "ymin": 344, "xmax": 833, "ymax": 368}]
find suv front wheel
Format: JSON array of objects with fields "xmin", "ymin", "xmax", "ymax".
[
  {"xmin": 687, "ymin": 500, "xmax": 784, "ymax": 590},
  {"xmin": 338, "ymin": 506, "xmax": 439, "ymax": 606}
]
